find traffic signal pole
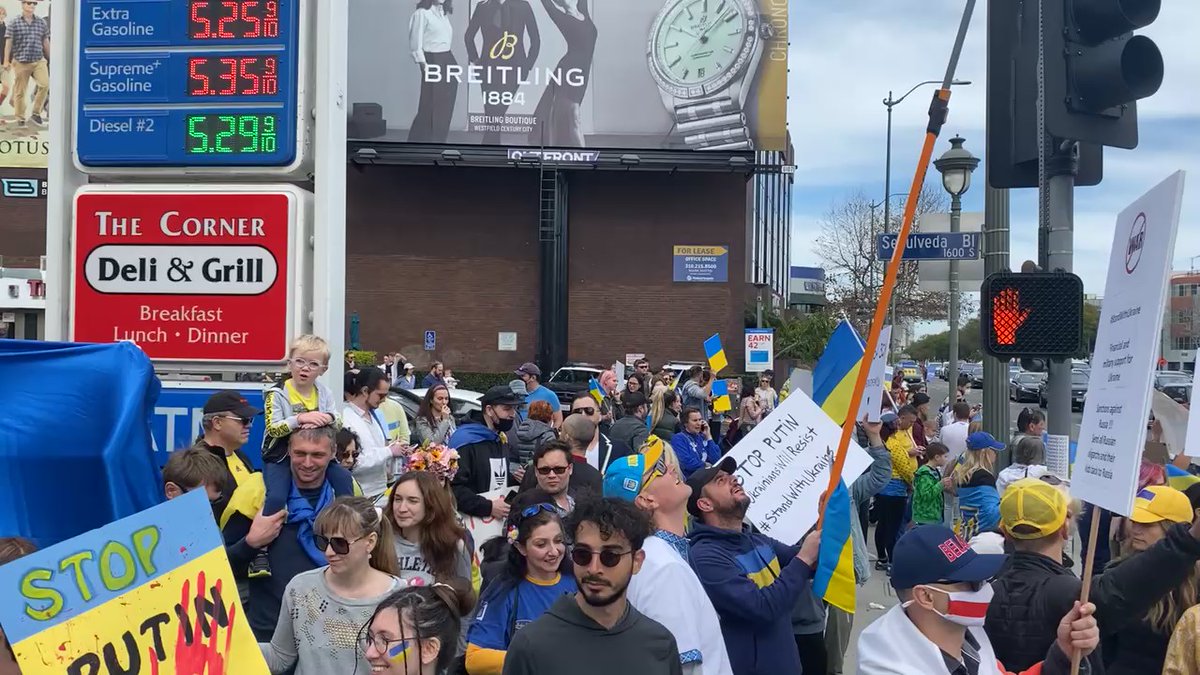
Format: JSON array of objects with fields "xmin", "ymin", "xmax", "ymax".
[
  {"xmin": 982, "ymin": 183, "xmax": 1012, "ymax": 448},
  {"xmin": 1044, "ymin": 145, "xmax": 1078, "ymax": 443}
]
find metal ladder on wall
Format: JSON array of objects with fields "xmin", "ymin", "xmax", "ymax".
[{"xmin": 538, "ymin": 165, "xmax": 560, "ymax": 243}]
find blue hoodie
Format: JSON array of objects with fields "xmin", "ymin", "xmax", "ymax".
[
  {"xmin": 449, "ymin": 418, "xmax": 509, "ymax": 518},
  {"xmin": 688, "ymin": 522, "xmax": 812, "ymax": 675}
]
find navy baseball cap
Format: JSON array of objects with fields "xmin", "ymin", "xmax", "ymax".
[
  {"xmin": 890, "ymin": 525, "xmax": 1006, "ymax": 590},
  {"xmin": 966, "ymin": 431, "xmax": 1005, "ymax": 451}
]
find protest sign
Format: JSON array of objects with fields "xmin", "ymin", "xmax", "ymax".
[
  {"xmin": 0, "ymin": 490, "xmax": 266, "ymax": 675},
  {"xmin": 857, "ymin": 325, "xmax": 893, "ymax": 423},
  {"xmin": 721, "ymin": 388, "xmax": 873, "ymax": 546},
  {"xmin": 459, "ymin": 487, "xmax": 512, "ymax": 568},
  {"xmin": 1073, "ymin": 171, "xmax": 1186, "ymax": 516},
  {"xmin": 1045, "ymin": 433, "xmax": 1071, "ymax": 479}
]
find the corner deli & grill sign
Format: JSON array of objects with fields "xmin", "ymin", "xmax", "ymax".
[{"xmin": 71, "ymin": 189, "xmax": 294, "ymax": 362}]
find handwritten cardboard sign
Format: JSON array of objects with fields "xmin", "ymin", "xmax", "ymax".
[
  {"xmin": 0, "ymin": 490, "xmax": 267, "ymax": 675},
  {"xmin": 720, "ymin": 388, "xmax": 874, "ymax": 546}
]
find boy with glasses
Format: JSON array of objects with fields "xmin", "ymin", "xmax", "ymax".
[
  {"xmin": 504, "ymin": 497, "xmax": 684, "ymax": 675},
  {"xmin": 255, "ymin": 334, "xmax": 349, "ymax": 578}
]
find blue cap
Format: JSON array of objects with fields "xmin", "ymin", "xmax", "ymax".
[
  {"xmin": 603, "ymin": 436, "xmax": 668, "ymax": 502},
  {"xmin": 966, "ymin": 431, "xmax": 1005, "ymax": 451},
  {"xmin": 890, "ymin": 525, "xmax": 1006, "ymax": 590}
]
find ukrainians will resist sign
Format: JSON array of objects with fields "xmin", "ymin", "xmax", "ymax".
[
  {"xmin": 70, "ymin": 185, "xmax": 306, "ymax": 362},
  {"xmin": 347, "ymin": 0, "xmax": 788, "ymax": 150},
  {"xmin": 720, "ymin": 388, "xmax": 873, "ymax": 546},
  {"xmin": 0, "ymin": 490, "xmax": 268, "ymax": 675}
]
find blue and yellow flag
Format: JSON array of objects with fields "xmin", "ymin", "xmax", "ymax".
[
  {"xmin": 812, "ymin": 320, "xmax": 866, "ymax": 425},
  {"xmin": 813, "ymin": 479, "xmax": 856, "ymax": 614},
  {"xmin": 712, "ymin": 379, "xmax": 732, "ymax": 413},
  {"xmin": 588, "ymin": 377, "xmax": 605, "ymax": 406},
  {"xmin": 703, "ymin": 333, "xmax": 728, "ymax": 374},
  {"xmin": 1168, "ymin": 464, "xmax": 1200, "ymax": 492}
]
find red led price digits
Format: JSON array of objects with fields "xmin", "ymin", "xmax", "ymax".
[
  {"xmin": 188, "ymin": 0, "xmax": 280, "ymax": 40},
  {"xmin": 188, "ymin": 56, "xmax": 279, "ymax": 96}
]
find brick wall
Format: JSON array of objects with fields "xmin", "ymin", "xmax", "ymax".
[
  {"xmin": 566, "ymin": 171, "xmax": 749, "ymax": 369},
  {"xmin": 0, "ymin": 168, "xmax": 48, "ymax": 268},
  {"xmin": 345, "ymin": 165, "xmax": 541, "ymax": 372}
]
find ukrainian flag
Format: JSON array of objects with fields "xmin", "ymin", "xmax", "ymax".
[
  {"xmin": 703, "ymin": 333, "xmax": 728, "ymax": 374},
  {"xmin": 813, "ymin": 479, "xmax": 856, "ymax": 614},
  {"xmin": 1167, "ymin": 464, "xmax": 1200, "ymax": 492},
  {"xmin": 712, "ymin": 379, "xmax": 732, "ymax": 413},
  {"xmin": 588, "ymin": 377, "xmax": 605, "ymax": 406},
  {"xmin": 812, "ymin": 320, "xmax": 866, "ymax": 425}
]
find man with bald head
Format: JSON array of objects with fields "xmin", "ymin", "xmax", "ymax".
[{"xmin": 519, "ymin": 414, "xmax": 605, "ymax": 497}]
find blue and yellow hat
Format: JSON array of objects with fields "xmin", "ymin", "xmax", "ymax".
[{"xmin": 603, "ymin": 436, "xmax": 668, "ymax": 502}]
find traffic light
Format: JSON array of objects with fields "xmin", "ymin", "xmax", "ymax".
[
  {"xmin": 981, "ymin": 272, "xmax": 1084, "ymax": 358},
  {"xmin": 1045, "ymin": 0, "xmax": 1164, "ymax": 149},
  {"xmin": 986, "ymin": 0, "xmax": 1102, "ymax": 189}
]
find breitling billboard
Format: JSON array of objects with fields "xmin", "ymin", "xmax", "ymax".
[{"xmin": 347, "ymin": 0, "xmax": 787, "ymax": 151}]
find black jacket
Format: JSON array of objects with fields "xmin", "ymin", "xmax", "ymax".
[
  {"xmin": 609, "ymin": 415, "xmax": 650, "ymax": 455},
  {"xmin": 987, "ymin": 523, "xmax": 1200, "ymax": 672},
  {"xmin": 652, "ymin": 411, "xmax": 678, "ymax": 442},
  {"xmin": 449, "ymin": 413, "xmax": 516, "ymax": 518}
]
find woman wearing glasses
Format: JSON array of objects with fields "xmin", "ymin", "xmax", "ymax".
[
  {"xmin": 362, "ymin": 582, "xmax": 475, "ymax": 675},
  {"xmin": 465, "ymin": 491, "xmax": 575, "ymax": 674},
  {"xmin": 261, "ymin": 497, "xmax": 404, "ymax": 674}
]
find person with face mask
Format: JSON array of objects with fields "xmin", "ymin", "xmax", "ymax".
[
  {"xmin": 987, "ymin": 478, "xmax": 1200, "ymax": 674},
  {"xmin": 858, "ymin": 524, "xmax": 1101, "ymax": 675},
  {"xmin": 449, "ymin": 385, "xmax": 524, "ymax": 520}
]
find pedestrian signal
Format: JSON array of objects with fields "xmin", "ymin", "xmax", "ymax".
[{"xmin": 981, "ymin": 272, "xmax": 1084, "ymax": 358}]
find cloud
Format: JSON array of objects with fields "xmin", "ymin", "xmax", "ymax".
[{"xmin": 788, "ymin": 0, "xmax": 1200, "ymax": 297}]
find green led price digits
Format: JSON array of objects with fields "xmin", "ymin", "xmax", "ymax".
[{"xmin": 185, "ymin": 113, "xmax": 278, "ymax": 154}]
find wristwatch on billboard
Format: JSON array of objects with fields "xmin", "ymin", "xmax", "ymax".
[{"xmin": 647, "ymin": 0, "xmax": 774, "ymax": 151}]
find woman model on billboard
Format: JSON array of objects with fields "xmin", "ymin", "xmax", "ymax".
[
  {"xmin": 408, "ymin": 0, "xmax": 459, "ymax": 143},
  {"xmin": 527, "ymin": 0, "xmax": 596, "ymax": 147}
]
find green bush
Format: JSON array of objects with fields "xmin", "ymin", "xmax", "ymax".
[
  {"xmin": 346, "ymin": 350, "xmax": 378, "ymax": 366},
  {"xmin": 453, "ymin": 372, "xmax": 516, "ymax": 392}
]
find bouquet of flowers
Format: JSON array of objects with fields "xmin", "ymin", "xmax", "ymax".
[{"xmin": 403, "ymin": 442, "xmax": 460, "ymax": 484}]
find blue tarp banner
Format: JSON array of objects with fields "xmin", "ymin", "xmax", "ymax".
[{"xmin": 0, "ymin": 340, "xmax": 163, "ymax": 546}]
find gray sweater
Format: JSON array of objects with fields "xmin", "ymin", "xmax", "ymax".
[{"xmin": 261, "ymin": 568, "xmax": 403, "ymax": 675}]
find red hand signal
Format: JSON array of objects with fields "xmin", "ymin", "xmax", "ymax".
[{"xmin": 991, "ymin": 287, "xmax": 1031, "ymax": 346}]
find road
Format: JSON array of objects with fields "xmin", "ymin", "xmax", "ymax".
[{"xmin": 840, "ymin": 375, "xmax": 1083, "ymax": 673}]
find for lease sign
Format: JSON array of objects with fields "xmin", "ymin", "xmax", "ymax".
[{"xmin": 71, "ymin": 186, "xmax": 300, "ymax": 362}]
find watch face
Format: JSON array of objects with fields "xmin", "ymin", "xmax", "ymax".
[{"xmin": 648, "ymin": 0, "xmax": 758, "ymax": 99}]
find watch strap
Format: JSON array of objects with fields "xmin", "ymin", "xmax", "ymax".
[{"xmin": 673, "ymin": 95, "xmax": 753, "ymax": 150}]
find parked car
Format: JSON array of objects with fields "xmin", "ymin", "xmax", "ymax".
[
  {"xmin": 957, "ymin": 363, "xmax": 983, "ymax": 388},
  {"xmin": 898, "ymin": 360, "xmax": 922, "ymax": 384},
  {"xmin": 543, "ymin": 363, "xmax": 605, "ymax": 410},
  {"xmin": 389, "ymin": 387, "xmax": 484, "ymax": 427},
  {"xmin": 1009, "ymin": 372, "xmax": 1047, "ymax": 402},
  {"xmin": 1163, "ymin": 383, "xmax": 1191, "ymax": 405},
  {"xmin": 1155, "ymin": 370, "xmax": 1192, "ymax": 391},
  {"xmin": 1038, "ymin": 370, "xmax": 1089, "ymax": 411}
]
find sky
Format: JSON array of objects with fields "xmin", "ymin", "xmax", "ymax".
[{"xmin": 786, "ymin": 0, "xmax": 1200, "ymax": 334}]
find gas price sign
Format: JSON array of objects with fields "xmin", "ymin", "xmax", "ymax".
[{"xmin": 74, "ymin": 0, "xmax": 303, "ymax": 169}]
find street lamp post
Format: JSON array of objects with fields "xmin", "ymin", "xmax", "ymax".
[
  {"xmin": 883, "ymin": 79, "xmax": 970, "ymax": 356},
  {"xmin": 934, "ymin": 136, "xmax": 979, "ymax": 407}
]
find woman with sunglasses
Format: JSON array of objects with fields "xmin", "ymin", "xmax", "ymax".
[
  {"xmin": 465, "ymin": 490, "xmax": 575, "ymax": 674},
  {"xmin": 362, "ymin": 581, "xmax": 475, "ymax": 675},
  {"xmin": 337, "ymin": 427, "xmax": 364, "ymax": 472},
  {"xmin": 262, "ymin": 496, "xmax": 404, "ymax": 675}
]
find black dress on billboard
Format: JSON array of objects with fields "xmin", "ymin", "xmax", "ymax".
[
  {"xmin": 408, "ymin": 4, "xmax": 459, "ymax": 143},
  {"xmin": 527, "ymin": 0, "xmax": 595, "ymax": 147},
  {"xmin": 465, "ymin": 0, "xmax": 541, "ymax": 145}
]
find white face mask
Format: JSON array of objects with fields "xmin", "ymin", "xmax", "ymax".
[{"xmin": 903, "ymin": 582, "xmax": 994, "ymax": 627}]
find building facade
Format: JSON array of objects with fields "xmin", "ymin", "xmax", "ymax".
[
  {"xmin": 1162, "ymin": 271, "xmax": 1200, "ymax": 371},
  {"xmin": 788, "ymin": 266, "xmax": 827, "ymax": 313}
]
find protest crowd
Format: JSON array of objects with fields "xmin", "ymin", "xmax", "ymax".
[{"xmin": 4, "ymin": 332, "xmax": 1200, "ymax": 675}]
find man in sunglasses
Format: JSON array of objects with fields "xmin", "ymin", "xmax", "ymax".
[
  {"xmin": 195, "ymin": 390, "xmax": 262, "ymax": 502},
  {"xmin": 569, "ymin": 392, "xmax": 633, "ymax": 471},
  {"xmin": 607, "ymin": 440, "xmax": 733, "ymax": 675},
  {"xmin": 858, "ymin": 524, "xmax": 1100, "ymax": 675},
  {"xmin": 505, "ymin": 497, "xmax": 684, "ymax": 674},
  {"xmin": 687, "ymin": 457, "xmax": 821, "ymax": 675}
]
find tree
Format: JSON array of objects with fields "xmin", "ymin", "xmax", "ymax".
[
  {"xmin": 907, "ymin": 318, "xmax": 984, "ymax": 362},
  {"xmin": 773, "ymin": 311, "xmax": 839, "ymax": 366},
  {"xmin": 813, "ymin": 186, "xmax": 974, "ymax": 337}
]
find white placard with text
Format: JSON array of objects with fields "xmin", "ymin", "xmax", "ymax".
[
  {"xmin": 720, "ymin": 388, "xmax": 873, "ymax": 546},
  {"xmin": 1072, "ymin": 172, "xmax": 1186, "ymax": 516},
  {"xmin": 858, "ymin": 326, "xmax": 893, "ymax": 423}
]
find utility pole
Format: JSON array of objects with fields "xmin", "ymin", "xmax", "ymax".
[
  {"xmin": 982, "ymin": 183, "xmax": 1012, "ymax": 445},
  {"xmin": 1043, "ymin": 145, "xmax": 1078, "ymax": 444}
]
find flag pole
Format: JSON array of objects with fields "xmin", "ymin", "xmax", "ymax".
[{"xmin": 819, "ymin": 0, "xmax": 977, "ymax": 527}]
